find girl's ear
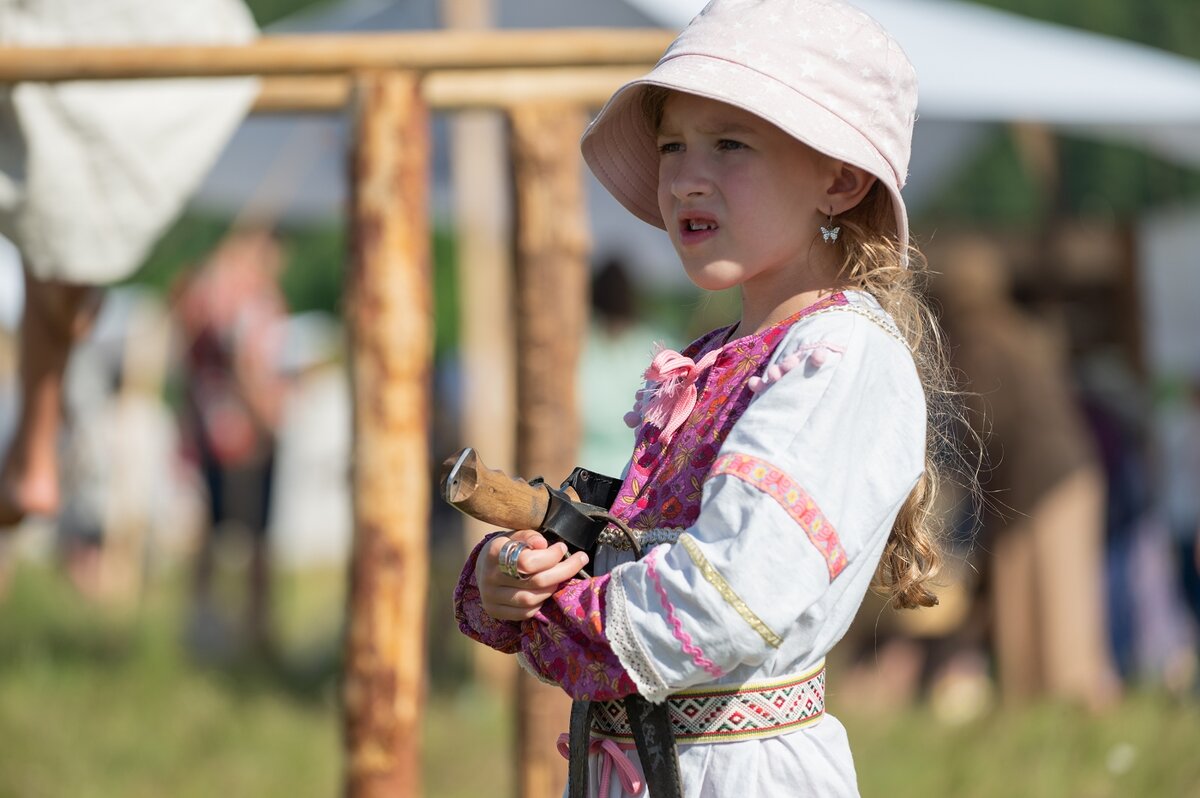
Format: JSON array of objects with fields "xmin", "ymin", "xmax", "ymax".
[{"xmin": 825, "ymin": 163, "xmax": 877, "ymax": 216}]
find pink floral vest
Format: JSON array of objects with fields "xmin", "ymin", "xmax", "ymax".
[{"xmin": 608, "ymin": 293, "xmax": 848, "ymax": 535}]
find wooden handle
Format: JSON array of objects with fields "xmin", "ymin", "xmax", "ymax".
[{"xmin": 440, "ymin": 447, "xmax": 551, "ymax": 531}]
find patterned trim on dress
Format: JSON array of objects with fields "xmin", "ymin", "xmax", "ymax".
[
  {"xmin": 709, "ymin": 453, "xmax": 849, "ymax": 580},
  {"xmin": 597, "ymin": 525, "xmax": 685, "ymax": 551},
  {"xmin": 802, "ymin": 302, "xmax": 909, "ymax": 350},
  {"xmin": 607, "ymin": 563, "xmax": 672, "ymax": 704},
  {"xmin": 645, "ymin": 547, "xmax": 724, "ymax": 679},
  {"xmin": 591, "ymin": 662, "xmax": 827, "ymax": 744},
  {"xmin": 678, "ymin": 534, "xmax": 783, "ymax": 649}
]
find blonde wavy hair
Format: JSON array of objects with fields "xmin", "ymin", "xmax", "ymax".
[
  {"xmin": 642, "ymin": 86, "xmax": 961, "ymax": 609},
  {"xmin": 834, "ymin": 184, "xmax": 956, "ymax": 608}
]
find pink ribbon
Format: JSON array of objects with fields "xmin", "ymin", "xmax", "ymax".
[
  {"xmin": 631, "ymin": 347, "xmax": 721, "ymax": 446},
  {"xmin": 557, "ymin": 733, "xmax": 644, "ymax": 796}
]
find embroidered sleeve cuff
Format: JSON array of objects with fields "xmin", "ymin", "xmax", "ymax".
[{"xmin": 453, "ymin": 533, "xmax": 522, "ymax": 654}]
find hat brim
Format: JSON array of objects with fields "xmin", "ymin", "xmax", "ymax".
[{"xmin": 581, "ymin": 53, "xmax": 909, "ymax": 254}]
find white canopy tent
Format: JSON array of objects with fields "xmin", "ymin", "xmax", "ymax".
[
  {"xmin": 627, "ymin": 0, "xmax": 1200, "ymax": 204},
  {"xmin": 190, "ymin": 0, "xmax": 1200, "ymax": 287}
]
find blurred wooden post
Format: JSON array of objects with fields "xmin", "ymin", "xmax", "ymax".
[
  {"xmin": 509, "ymin": 102, "xmax": 591, "ymax": 798},
  {"xmin": 440, "ymin": 0, "xmax": 518, "ymax": 694},
  {"xmin": 343, "ymin": 70, "xmax": 432, "ymax": 798}
]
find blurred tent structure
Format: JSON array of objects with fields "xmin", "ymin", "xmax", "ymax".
[
  {"xmin": 192, "ymin": 0, "xmax": 687, "ymax": 285},
  {"xmin": 635, "ymin": 0, "xmax": 1200, "ymax": 177},
  {"xmin": 192, "ymin": 0, "xmax": 1200, "ymax": 288}
]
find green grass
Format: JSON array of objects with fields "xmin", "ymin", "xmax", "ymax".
[
  {"xmin": 0, "ymin": 563, "xmax": 507, "ymax": 798},
  {"xmin": 1, "ymin": 561, "xmax": 1198, "ymax": 797},
  {"xmin": 842, "ymin": 697, "xmax": 1200, "ymax": 798}
]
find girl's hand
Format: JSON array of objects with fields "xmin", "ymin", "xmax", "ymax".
[{"xmin": 477, "ymin": 529, "xmax": 590, "ymax": 622}]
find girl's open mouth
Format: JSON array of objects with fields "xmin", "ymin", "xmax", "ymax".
[{"xmin": 679, "ymin": 215, "xmax": 719, "ymax": 245}]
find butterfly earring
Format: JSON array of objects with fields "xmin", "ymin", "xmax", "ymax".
[{"xmin": 820, "ymin": 210, "xmax": 840, "ymax": 243}]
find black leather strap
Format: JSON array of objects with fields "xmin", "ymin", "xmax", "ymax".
[
  {"xmin": 624, "ymin": 695, "xmax": 684, "ymax": 798},
  {"xmin": 568, "ymin": 700, "xmax": 592, "ymax": 798}
]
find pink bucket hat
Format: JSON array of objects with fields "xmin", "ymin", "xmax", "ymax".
[{"xmin": 581, "ymin": 0, "xmax": 918, "ymax": 254}]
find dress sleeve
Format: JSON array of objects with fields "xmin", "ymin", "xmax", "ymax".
[
  {"xmin": 453, "ymin": 533, "xmax": 638, "ymax": 700},
  {"xmin": 453, "ymin": 533, "xmax": 523, "ymax": 654},
  {"xmin": 605, "ymin": 312, "xmax": 927, "ymax": 702},
  {"xmin": 516, "ymin": 574, "xmax": 639, "ymax": 701}
]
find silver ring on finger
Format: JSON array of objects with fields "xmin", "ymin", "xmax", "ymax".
[{"xmin": 498, "ymin": 540, "xmax": 528, "ymax": 580}]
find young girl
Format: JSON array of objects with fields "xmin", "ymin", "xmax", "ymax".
[{"xmin": 455, "ymin": 0, "xmax": 949, "ymax": 794}]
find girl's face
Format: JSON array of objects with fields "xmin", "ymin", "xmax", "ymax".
[{"xmin": 656, "ymin": 93, "xmax": 835, "ymax": 295}]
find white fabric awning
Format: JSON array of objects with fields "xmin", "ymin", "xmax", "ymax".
[
  {"xmin": 627, "ymin": 0, "xmax": 1200, "ymax": 170},
  {"xmin": 193, "ymin": 0, "xmax": 1200, "ymax": 238}
]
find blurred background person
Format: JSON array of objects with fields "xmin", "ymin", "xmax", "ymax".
[
  {"xmin": 56, "ymin": 288, "xmax": 202, "ymax": 602},
  {"xmin": 576, "ymin": 256, "xmax": 668, "ymax": 478},
  {"xmin": 1076, "ymin": 355, "xmax": 1154, "ymax": 683},
  {"xmin": 1156, "ymin": 378, "xmax": 1200, "ymax": 676},
  {"xmin": 175, "ymin": 229, "xmax": 290, "ymax": 655},
  {"xmin": 934, "ymin": 234, "xmax": 1120, "ymax": 710},
  {"xmin": 0, "ymin": 0, "xmax": 257, "ymax": 530}
]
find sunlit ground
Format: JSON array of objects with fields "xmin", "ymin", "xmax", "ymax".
[{"xmin": 0, "ymin": 561, "xmax": 1198, "ymax": 797}]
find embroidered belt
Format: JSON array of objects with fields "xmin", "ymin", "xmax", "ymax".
[{"xmin": 591, "ymin": 663, "xmax": 826, "ymax": 745}]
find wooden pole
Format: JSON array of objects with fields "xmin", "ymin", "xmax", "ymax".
[
  {"xmin": 343, "ymin": 70, "xmax": 431, "ymax": 798},
  {"xmin": 509, "ymin": 102, "xmax": 591, "ymax": 798},
  {"xmin": 253, "ymin": 66, "xmax": 648, "ymax": 113},
  {"xmin": 0, "ymin": 29, "xmax": 673, "ymax": 81},
  {"xmin": 440, "ymin": 0, "xmax": 519, "ymax": 695}
]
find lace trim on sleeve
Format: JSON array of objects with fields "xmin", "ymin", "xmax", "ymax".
[{"xmin": 607, "ymin": 563, "xmax": 672, "ymax": 704}]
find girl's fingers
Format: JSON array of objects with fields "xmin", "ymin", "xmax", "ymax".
[
  {"xmin": 480, "ymin": 550, "xmax": 591, "ymax": 619},
  {"xmin": 513, "ymin": 541, "xmax": 570, "ymax": 577},
  {"xmin": 508, "ymin": 528, "xmax": 549, "ymax": 549},
  {"xmin": 481, "ymin": 583, "xmax": 557, "ymax": 619},
  {"xmin": 520, "ymin": 550, "xmax": 590, "ymax": 589}
]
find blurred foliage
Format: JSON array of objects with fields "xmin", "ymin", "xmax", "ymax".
[
  {"xmin": 243, "ymin": 0, "xmax": 333, "ymax": 27},
  {"xmin": 974, "ymin": 0, "xmax": 1200, "ymax": 59},
  {"xmin": 918, "ymin": 0, "xmax": 1200, "ymax": 228},
  {"xmin": 131, "ymin": 214, "xmax": 460, "ymax": 355}
]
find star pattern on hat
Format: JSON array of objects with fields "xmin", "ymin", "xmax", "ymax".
[{"xmin": 583, "ymin": 0, "xmax": 918, "ymax": 243}]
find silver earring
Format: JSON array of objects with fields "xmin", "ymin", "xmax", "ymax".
[{"xmin": 820, "ymin": 210, "xmax": 840, "ymax": 243}]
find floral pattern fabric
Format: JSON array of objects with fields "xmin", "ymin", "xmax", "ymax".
[
  {"xmin": 453, "ymin": 293, "xmax": 851, "ymax": 700},
  {"xmin": 453, "ymin": 533, "xmax": 522, "ymax": 653},
  {"xmin": 611, "ymin": 293, "xmax": 848, "ymax": 535}
]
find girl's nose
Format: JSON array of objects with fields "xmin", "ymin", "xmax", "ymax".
[{"xmin": 670, "ymin": 153, "xmax": 713, "ymax": 199}]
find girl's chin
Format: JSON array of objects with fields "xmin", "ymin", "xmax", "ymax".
[{"xmin": 681, "ymin": 260, "xmax": 747, "ymax": 292}]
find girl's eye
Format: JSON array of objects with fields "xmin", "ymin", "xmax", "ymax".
[
  {"xmin": 657, "ymin": 141, "xmax": 683, "ymax": 155},
  {"xmin": 716, "ymin": 139, "xmax": 746, "ymax": 151}
]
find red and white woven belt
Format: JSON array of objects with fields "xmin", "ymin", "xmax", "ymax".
[{"xmin": 591, "ymin": 662, "xmax": 826, "ymax": 745}]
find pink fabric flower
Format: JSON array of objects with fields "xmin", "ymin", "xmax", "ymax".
[{"xmin": 638, "ymin": 347, "xmax": 722, "ymax": 446}]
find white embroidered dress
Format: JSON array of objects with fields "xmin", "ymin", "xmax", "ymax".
[{"xmin": 590, "ymin": 291, "xmax": 925, "ymax": 797}]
